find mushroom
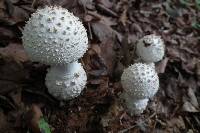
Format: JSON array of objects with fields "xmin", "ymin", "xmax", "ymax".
[
  {"xmin": 46, "ymin": 62, "xmax": 87, "ymax": 100},
  {"xmin": 121, "ymin": 63, "xmax": 159, "ymax": 115},
  {"xmin": 136, "ymin": 34, "xmax": 165, "ymax": 63},
  {"xmin": 22, "ymin": 6, "xmax": 88, "ymax": 100},
  {"xmin": 22, "ymin": 6, "xmax": 88, "ymax": 65}
]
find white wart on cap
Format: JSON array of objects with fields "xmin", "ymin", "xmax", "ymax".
[
  {"xmin": 22, "ymin": 6, "xmax": 88, "ymax": 65},
  {"xmin": 121, "ymin": 63, "xmax": 159, "ymax": 99},
  {"xmin": 45, "ymin": 62, "xmax": 87, "ymax": 100},
  {"xmin": 136, "ymin": 34, "xmax": 165, "ymax": 63}
]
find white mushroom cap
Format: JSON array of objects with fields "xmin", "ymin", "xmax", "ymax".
[
  {"xmin": 121, "ymin": 63, "xmax": 159, "ymax": 99},
  {"xmin": 22, "ymin": 6, "xmax": 88, "ymax": 65},
  {"xmin": 45, "ymin": 62, "xmax": 87, "ymax": 100},
  {"xmin": 136, "ymin": 34, "xmax": 165, "ymax": 63}
]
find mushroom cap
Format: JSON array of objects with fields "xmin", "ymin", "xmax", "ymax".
[
  {"xmin": 136, "ymin": 34, "xmax": 165, "ymax": 63},
  {"xmin": 45, "ymin": 62, "xmax": 87, "ymax": 100},
  {"xmin": 121, "ymin": 63, "xmax": 159, "ymax": 99},
  {"xmin": 22, "ymin": 6, "xmax": 88, "ymax": 65}
]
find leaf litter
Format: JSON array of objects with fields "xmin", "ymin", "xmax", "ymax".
[{"xmin": 0, "ymin": 0, "xmax": 200, "ymax": 133}]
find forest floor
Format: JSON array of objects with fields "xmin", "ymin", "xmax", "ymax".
[{"xmin": 0, "ymin": 0, "xmax": 200, "ymax": 133}]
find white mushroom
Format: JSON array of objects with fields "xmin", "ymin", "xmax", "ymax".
[
  {"xmin": 121, "ymin": 63, "xmax": 159, "ymax": 115},
  {"xmin": 22, "ymin": 6, "xmax": 88, "ymax": 65},
  {"xmin": 121, "ymin": 63, "xmax": 159, "ymax": 99},
  {"xmin": 45, "ymin": 62, "xmax": 87, "ymax": 100},
  {"xmin": 136, "ymin": 34, "xmax": 165, "ymax": 63},
  {"xmin": 22, "ymin": 6, "xmax": 88, "ymax": 101}
]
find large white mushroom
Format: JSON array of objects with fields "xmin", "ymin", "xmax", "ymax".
[
  {"xmin": 121, "ymin": 63, "xmax": 159, "ymax": 115},
  {"xmin": 22, "ymin": 6, "xmax": 88, "ymax": 100}
]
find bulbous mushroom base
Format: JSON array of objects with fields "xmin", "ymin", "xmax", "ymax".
[
  {"xmin": 45, "ymin": 62, "xmax": 87, "ymax": 100},
  {"xmin": 126, "ymin": 99, "xmax": 149, "ymax": 115},
  {"xmin": 121, "ymin": 93, "xmax": 149, "ymax": 115}
]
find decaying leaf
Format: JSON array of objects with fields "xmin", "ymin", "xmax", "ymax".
[{"xmin": 0, "ymin": 43, "xmax": 28, "ymax": 62}]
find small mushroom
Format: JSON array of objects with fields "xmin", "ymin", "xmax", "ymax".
[
  {"xmin": 121, "ymin": 63, "xmax": 159, "ymax": 115},
  {"xmin": 136, "ymin": 34, "xmax": 165, "ymax": 63}
]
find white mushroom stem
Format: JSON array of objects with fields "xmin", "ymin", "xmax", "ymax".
[{"xmin": 45, "ymin": 61, "xmax": 87, "ymax": 100}]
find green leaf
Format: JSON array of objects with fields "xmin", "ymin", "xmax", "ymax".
[
  {"xmin": 180, "ymin": 0, "xmax": 190, "ymax": 6},
  {"xmin": 196, "ymin": 0, "xmax": 200, "ymax": 10},
  {"xmin": 38, "ymin": 118, "xmax": 51, "ymax": 133},
  {"xmin": 192, "ymin": 22, "xmax": 200, "ymax": 29}
]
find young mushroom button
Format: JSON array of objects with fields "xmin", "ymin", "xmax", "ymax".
[
  {"xmin": 121, "ymin": 63, "xmax": 159, "ymax": 115},
  {"xmin": 136, "ymin": 34, "xmax": 165, "ymax": 63}
]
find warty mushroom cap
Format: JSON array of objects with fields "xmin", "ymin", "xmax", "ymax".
[
  {"xmin": 121, "ymin": 63, "xmax": 159, "ymax": 99},
  {"xmin": 45, "ymin": 61, "xmax": 87, "ymax": 100},
  {"xmin": 136, "ymin": 34, "xmax": 165, "ymax": 63},
  {"xmin": 22, "ymin": 6, "xmax": 88, "ymax": 65}
]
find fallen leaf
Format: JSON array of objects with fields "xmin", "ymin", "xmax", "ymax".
[
  {"xmin": 0, "ymin": 55, "xmax": 27, "ymax": 95},
  {"xmin": 0, "ymin": 43, "xmax": 28, "ymax": 62},
  {"xmin": 182, "ymin": 101, "xmax": 199, "ymax": 112},
  {"xmin": 0, "ymin": 109, "xmax": 9, "ymax": 132},
  {"xmin": 11, "ymin": 6, "xmax": 29, "ymax": 23},
  {"xmin": 25, "ymin": 104, "xmax": 43, "ymax": 133},
  {"xmin": 187, "ymin": 88, "xmax": 199, "ymax": 109},
  {"xmin": 91, "ymin": 21, "xmax": 115, "ymax": 42},
  {"xmin": 99, "ymin": 39, "xmax": 116, "ymax": 75},
  {"xmin": 78, "ymin": 0, "xmax": 95, "ymax": 10},
  {"xmin": 156, "ymin": 57, "xmax": 169, "ymax": 73},
  {"xmin": 96, "ymin": 0, "xmax": 113, "ymax": 8}
]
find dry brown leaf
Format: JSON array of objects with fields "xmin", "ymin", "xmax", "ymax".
[
  {"xmin": 156, "ymin": 57, "xmax": 169, "ymax": 74},
  {"xmin": 91, "ymin": 21, "xmax": 115, "ymax": 42},
  {"xmin": 182, "ymin": 101, "xmax": 199, "ymax": 112},
  {"xmin": 0, "ymin": 43, "xmax": 28, "ymax": 62},
  {"xmin": 25, "ymin": 104, "xmax": 43, "ymax": 133}
]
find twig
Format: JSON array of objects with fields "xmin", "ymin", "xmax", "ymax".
[
  {"xmin": 96, "ymin": 4, "xmax": 118, "ymax": 17},
  {"xmin": 121, "ymin": 33, "xmax": 132, "ymax": 67},
  {"xmin": 0, "ymin": 95, "xmax": 16, "ymax": 110},
  {"xmin": 118, "ymin": 112, "xmax": 156, "ymax": 133}
]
